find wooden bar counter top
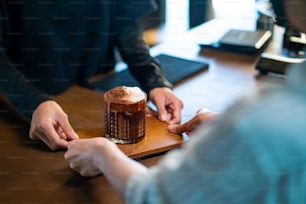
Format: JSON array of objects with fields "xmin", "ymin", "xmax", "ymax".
[{"xmin": 0, "ymin": 19, "xmax": 285, "ymax": 203}]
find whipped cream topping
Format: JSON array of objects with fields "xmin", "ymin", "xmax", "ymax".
[{"xmin": 104, "ymin": 86, "xmax": 146, "ymax": 104}]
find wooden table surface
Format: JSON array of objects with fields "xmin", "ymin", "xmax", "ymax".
[
  {"xmin": 0, "ymin": 19, "xmax": 285, "ymax": 204},
  {"xmin": 53, "ymin": 85, "xmax": 183, "ymax": 159}
]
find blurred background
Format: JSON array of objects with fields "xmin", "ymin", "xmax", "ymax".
[{"xmin": 141, "ymin": 0, "xmax": 257, "ymax": 46}]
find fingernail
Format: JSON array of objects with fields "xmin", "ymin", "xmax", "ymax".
[
  {"xmin": 159, "ymin": 115, "xmax": 166, "ymax": 121},
  {"xmin": 74, "ymin": 133, "xmax": 79, "ymax": 139}
]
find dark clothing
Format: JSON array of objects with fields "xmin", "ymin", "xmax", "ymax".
[{"xmin": 0, "ymin": 0, "xmax": 171, "ymax": 118}]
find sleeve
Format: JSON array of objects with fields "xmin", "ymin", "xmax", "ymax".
[
  {"xmin": 125, "ymin": 119, "xmax": 268, "ymax": 204},
  {"xmin": 114, "ymin": 0, "xmax": 172, "ymax": 93},
  {"xmin": 0, "ymin": 6, "xmax": 51, "ymax": 119},
  {"xmin": 125, "ymin": 90, "xmax": 306, "ymax": 204},
  {"xmin": 0, "ymin": 52, "xmax": 51, "ymax": 119}
]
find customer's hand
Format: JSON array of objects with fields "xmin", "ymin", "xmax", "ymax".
[
  {"xmin": 30, "ymin": 100, "xmax": 79, "ymax": 150},
  {"xmin": 65, "ymin": 137, "xmax": 147, "ymax": 198},
  {"xmin": 168, "ymin": 108, "xmax": 219, "ymax": 135},
  {"xmin": 65, "ymin": 138, "xmax": 109, "ymax": 177},
  {"xmin": 149, "ymin": 87, "xmax": 183, "ymax": 124}
]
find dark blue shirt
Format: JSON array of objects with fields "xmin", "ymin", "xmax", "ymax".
[{"xmin": 0, "ymin": 0, "xmax": 171, "ymax": 118}]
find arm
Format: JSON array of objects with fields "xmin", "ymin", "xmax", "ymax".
[
  {"xmin": 0, "ymin": 4, "xmax": 50, "ymax": 118},
  {"xmin": 0, "ymin": 8, "xmax": 78, "ymax": 150},
  {"xmin": 113, "ymin": 6, "xmax": 183, "ymax": 124},
  {"xmin": 114, "ymin": 0, "xmax": 170, "ymax": 93},
  {"xmin": 64, "ymin": 100, "xmax": 273, "ymax": 203},
  {"xmin": 65, "ymin": 88, "xmax": 306, "ymax": 203},
  {"xmin": 126, "ymin": 91, "xmax": 306, "ymax": 204},
  {"xmin": 0, "ymin": 50, "xmax": 50, "ymax": 119},
  {"xmin": 64, "ymin": 138, "xmax": 148, "ymax": 198},
  {"xmin": 115, "ymin": 23, "xmax": 171, "ymax": 93},
  {"xmin": 0, "ymin": 51, "xmax": 78, "ymax": 150}
]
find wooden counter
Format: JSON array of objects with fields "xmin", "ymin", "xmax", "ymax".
[{"xmin": 0, "ymin": 19, "xmax": 285, "ymax": 203}]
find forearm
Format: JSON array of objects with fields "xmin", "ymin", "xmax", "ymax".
[
  {"xmin": 0, "ymin": 51, "xmax": 51, "ymax": 119},
  {"xmin": 115, "ymin": 22, "xmax": 172, "ymax": 93},
  {"xmin": 98, "ymin": 140, "xmax": 148, "ymax": 198}
]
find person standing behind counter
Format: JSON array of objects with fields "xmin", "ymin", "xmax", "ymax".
[
  {"xmin": 65, "ymin": 0, "xmax": 306, "ymax": 203},
  {"xmin": 0, "ymin": 0, "xmax": 183, "ymax": 150}
]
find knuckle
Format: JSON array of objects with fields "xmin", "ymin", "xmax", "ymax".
[
  {"xmin": 36, "ymin": 120, "xmax": 50, "ymax": 130},
  {"xmin": 62, "ymin": 112, "xmax": 68, "ymax": 119}
]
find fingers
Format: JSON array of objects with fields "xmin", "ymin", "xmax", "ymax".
[
  {"xmin": 168, "ymin": 108, "xmax": 220, "ymax": 135},
  {"xmin": 57, "ymin": 113, "xmax": 79, "ymax": 140},
  {"xmin": 196, "ymin": 108, "xmax": 220, "ymax": 122},
  {"xmin": 64, "ymin": 139, "xmax": 103, "ymax": 177},
  {"xmin": 167, "ymin": 103, "xmax": 183, "ymax": 125},
  {"xmin": 56, "ymin": 126, "xmax": 68, "ymax": 140},
  {"xmin": 64, "ymin": 141, "xmax": 77, "ymax": 160},
  {"xmin": 64, "ymin": 148, "xmax": 83, "ymax": 175},
  {"xmin": 30, "ymin": 122, "xmax": 68, "ymax": 150},
  {"xmin": 154, "ymin": 100, "xmax": 171, "ymax": 122},
  {"xmin": 29, "ymin": 130, "xmax": 53, "ymax": 147},
  {"xmin": 168, "ymin": 123, "xmax": 186, "ymax": 134},
  {"xmin": 30, "ymin": 100, "xmax": 79, "ymax": 151},
  {"xmin": 168, "ymin": 117, "xmax": 198, "ymax": 134},
  {"xmin": 148, "ymin": 87, "xmax": 183, "ymax": 124},
  {"xmin": 156, "ymin": 101, "xmax": 183, "ymax": 123}
]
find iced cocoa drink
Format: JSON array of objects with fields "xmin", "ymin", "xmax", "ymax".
[{"xmin": 104, "ymin": 86, "xmax": 146, "ymax": 144}]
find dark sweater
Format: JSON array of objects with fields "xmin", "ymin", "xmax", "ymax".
[{"xmin": 0, "ymin": 0, "xmax": 171, "ymax": 118}]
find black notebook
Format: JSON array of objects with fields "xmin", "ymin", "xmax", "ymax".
[
  {"xmin": 91, "ymin": 54, "xmax": 209, "ymax": 92},
  {"xmin": 200, "ymin": 29, "xmax": 272, "ymax": 55}
]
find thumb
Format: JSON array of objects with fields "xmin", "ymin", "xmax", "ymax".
[
  {"xmin": 168, "ymin": 124, "xmax": 185, "ymax": 134},
  {"xmin": 58, "ymin": 114, "xmax": 79, "ymax": 140}
]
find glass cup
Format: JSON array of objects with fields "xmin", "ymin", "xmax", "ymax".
[{"xmin": 104, "ymin": 86, "xmax": 146, "ymax": 144}]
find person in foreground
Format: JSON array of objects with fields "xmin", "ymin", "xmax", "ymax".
[
  {"xmin": 65, "ymin": 0, "xmax": 306, "ymax": 203},
  {"xmin": 0, "ymin": 0, "xmax": 183, "ymax": 150}
]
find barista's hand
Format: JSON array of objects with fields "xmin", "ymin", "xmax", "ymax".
[
  {"xmin": 168, "ymin": 108, "xmax": 219, "ymax": 135},
  {"xmin": 149, "ymin": 87, "xmax": 183, "ymax": 124},
  {"xmin": 30, "ymin": 100, "xmax": 79, "ymax": 150}
]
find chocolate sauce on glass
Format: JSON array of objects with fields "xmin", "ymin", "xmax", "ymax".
[{"xmin": 104, "ymin": 86, "xmax": 146, "ymax": 144}]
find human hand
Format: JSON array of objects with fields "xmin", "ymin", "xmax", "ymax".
[
  {"xmin": 148, "ymin": 87, "xmax": 183, "ymax": 124},
  {"xmin": 65, "ymin": 138, "xmax": 111, "ymax": 177},
  {"xmin": 30, "ymin": 100, "xmax": 79, "ymax": 150},
  {"xmin": 65, "ymin": 138, "xmax": 147, "ymax": 197},
  {"xmin": 168, "ymin": 108, "xmax": 219, "ymax": 135}
]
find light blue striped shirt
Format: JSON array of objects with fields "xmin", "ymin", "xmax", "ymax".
[{"xmin": 126, "ymin": 62, "xmax": 306, "ymax": 204}]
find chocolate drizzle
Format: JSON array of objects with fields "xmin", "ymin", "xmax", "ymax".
[{"xmin": 104, "ymin": 86, "xmax": 146, "ymax": 144}]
